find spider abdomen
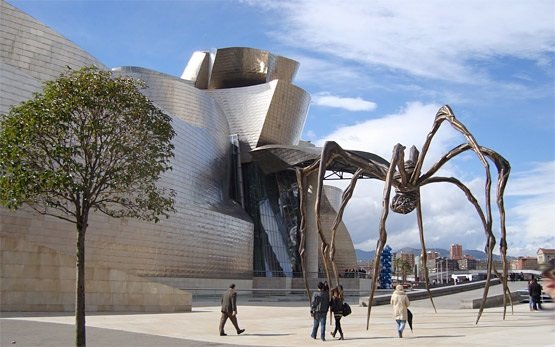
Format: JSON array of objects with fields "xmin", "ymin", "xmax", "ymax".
[{"xmin": 391, "ymin": 189, "xmax": 419, "ymax": 214}]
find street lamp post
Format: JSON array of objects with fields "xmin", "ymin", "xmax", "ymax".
[{"xmin": 446, "ymin": 258, "xmax": 449, "ymax": 284}]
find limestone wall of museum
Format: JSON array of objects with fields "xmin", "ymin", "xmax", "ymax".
[{"xmin": 0, "ymin": 236, "xmax": 192, "ymax": 312}]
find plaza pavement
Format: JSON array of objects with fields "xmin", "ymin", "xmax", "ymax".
[{"xmin": 1, "ymin": 281, "xmax": 554, "ymax": 347}]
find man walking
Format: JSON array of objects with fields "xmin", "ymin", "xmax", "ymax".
[
  {"xmin": 310, "ymin": 281, "xmax": 330, "ymax": 341},
  {"xmin": 529, "ymin": 277, "xmax": 543, "ymax": 311},
  {"xmin": 219, "ymin": 283, "xmax": 245, "ymax": 336}
]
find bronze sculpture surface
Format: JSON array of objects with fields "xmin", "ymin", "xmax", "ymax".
[{"xmin": 296, "ymin": 105, "xmax": 511, "ymax": 328}]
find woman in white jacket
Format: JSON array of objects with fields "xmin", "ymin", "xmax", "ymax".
[{"xmin": 390, "ymin": 284, "xmax": 410, "ymax": 338}]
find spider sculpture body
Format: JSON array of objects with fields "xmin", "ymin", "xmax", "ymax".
[{"xmin": 295, "ymin": 105, "xmax": 511, "ymax": 329}]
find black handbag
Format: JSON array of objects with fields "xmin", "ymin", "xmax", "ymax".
[{"xmin": 342, "ymin": 302, "xmax": 351, "ymax": 316}]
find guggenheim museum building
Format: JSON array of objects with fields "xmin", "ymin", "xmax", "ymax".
[{"xmin": 0, "ymin": 0, "xmax": 361, "ymax": 312}]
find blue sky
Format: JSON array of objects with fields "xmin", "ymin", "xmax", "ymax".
[{"xmin": 8, "ymin": 0, "xmax": 554, "ymax": 257}]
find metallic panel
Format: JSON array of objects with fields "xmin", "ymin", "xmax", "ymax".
[
  {"xmin": 258, "ymin": 81, "xmax": 310, "ymax": 147},
  {"xmin": 250, "ymin": 144, "xmax": 390, "ymax": 175},
  {"xmin": 320, "ymin": 185, "xmax": 358, "ymax": 272},
  {"xmin": 250, "ymin": 144, "xmax": 322, "ymax": 174},
  {"xmin": 180, "ymin": 51, "xmax": 211, "ymax": 89},
  {"xmin": 208, "ymin": 80, "xmax": 310, "ymax": 154},
  {"xmin": 0, "ymin": 0, "xmax": 106, "ymax": 115},
  {"xmin": 205, "ymin": 47, "xmax": 299, "ymax": 89}
]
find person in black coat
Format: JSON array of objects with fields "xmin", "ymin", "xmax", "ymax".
[
  {"xmin": 329, "ymin": 286, "xmax": 345, "ymax": 340},
  {"xmin": 310, "ymin": 282, "xmax": 330, "ymax": 341},
  {"xmin": 528, "ymin": 278, "xmax": 543, "ymax": 311}
]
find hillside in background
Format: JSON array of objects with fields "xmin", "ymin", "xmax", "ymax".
[{"xmin": 356, "ymin": 247, "xmax": 509, "ymax": 262}]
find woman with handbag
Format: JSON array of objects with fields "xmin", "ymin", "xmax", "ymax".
[
  {"xmin": 390, "ymin": 284, "xmax": 410, "ymax": 338},
  {"xmin": 329, "ymin": 286, "xmax": 345, "ymax": 340}
]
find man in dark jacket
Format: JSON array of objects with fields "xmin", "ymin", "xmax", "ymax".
[
  {"xmin": 529, "ymin": 278, "xmax": 543, "ymax": 311},
  {"xmin": 219, "ymin": 283, "xmax": 245, "ymax": 336},
  {"xmin": 310, "ymin": 281, "xmax": 330, "ymax": 341}
]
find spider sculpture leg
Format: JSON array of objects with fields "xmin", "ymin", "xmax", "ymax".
[
  {"xmin": 479, "ymin": 147, "xmax": 512, "ymax": 321},
  {"xmin": 419, "ymin": 140, "xmax": 511, "ymax": 323},
  {"xmin": 296, "ymin": 166, "xmax": 312, "ymax": 305},
  {"xmin": 314, "ymin": 144, "xmax": 339, "ymax": 289},
  {"xmin": 493, "ymin": 152, "xmax": 511, "ymax": 319},
  {"xmin": 296, "ymin": 157, "xmax": 327, "ymax": 305},
  {"xmin": 366, "ymin": 144, "xmax": 406, "ymax": 330},
  {"xmin": 313, "ymin": 141, "xmax": 389, "ymax": 290},
  {"xmin": 413, "ymin": 105, "xmax": 512, "ymax": 324},
  {"xmin": 415, "ymin": 201, "xmax": 438, "ymax": 312},
  {"xmin": 328, "ymin": 169, "xmax": 364, "ymax": 287}
]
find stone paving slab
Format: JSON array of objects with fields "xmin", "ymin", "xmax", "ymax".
[
  {"xmin": 2, "ymin": 302, "xmax": 554, "ymax": 346},
  {"xmin": 1, "ymin": 282, "xmax": 554, "ymax": 347}
]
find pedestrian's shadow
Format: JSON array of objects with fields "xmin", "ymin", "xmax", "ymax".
[
  {"xmin": 344, "ymin": 334, "xmax": 465, "ymax": 341},
  {"xmin": 243, "ymin": 333, "xmax": 292, "ymax": 337},
  {"xmin": 411, "ymin": 334, "xmax": 465, "ymax": 339}
]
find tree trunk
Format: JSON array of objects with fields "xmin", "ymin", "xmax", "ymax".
[{"xmin": 75, "ymin": 218, "xmax": 87, "ymax": 347}]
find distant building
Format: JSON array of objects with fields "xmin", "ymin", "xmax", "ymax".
[
  {"xmin": 436, "ymin": 257, "xmax": 459, "ymax": 271},
  {"xmin": 458, "ymin": 256, "xmax": 477, "ymax": 270},
  {"xmin": 511, "ymin": 256, "xmax": 538, "ymax": 270},
  {"xmin": 475, "ymin": 259, "xmax": 503, "ymax": 271},
  {"xmin": 427, "ymin": 250, "xmax": 440, "ymax": 260},
  {"xmin": 537, "ymin": 248, "xmax": 555, "ymax": 266},
  {"xmin": 450, "ymin": 244, "xmax": 463, "ymax": 260},
  {"xmin": 424, "ymin": 250, "xmax": 440, "ymax": 269},
  {"xmin": 395, "ymin": 252, "xmax": 415, "ymax": 274}
]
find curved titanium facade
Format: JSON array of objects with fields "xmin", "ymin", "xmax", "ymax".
[
  {"xmin": 0, "ymin": 2, "xmax": 253, "ymax": 285},
  {"xmin": 183, "ymin": 48, "xmax": 311, "ymax": 153},
  {"xmin": 320, "ymin": 185, "xmax": 358, "ymax": 272},
  {"xmin": 182, "ymin": 47, "xmax": 299, "ymax": 89},
  {"xmin": 1, "ymin": 0, "xmax": 360, "ymax": 311},
  {"xmin": 0, "ymin": 1, "xmax": 106, "ymax": 117},
  {"xmin": 208, "ymin": 80, "xmax": 310, "ymax": 152}
]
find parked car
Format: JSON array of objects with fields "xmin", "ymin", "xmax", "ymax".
[{"xmin": 515, "ymin": 289, "xmax": 553, "ymax": 303}]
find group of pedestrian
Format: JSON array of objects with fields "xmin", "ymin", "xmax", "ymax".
[{"xmin": 219, "ymin": 281, "xmax": 411, "ymax": 341}]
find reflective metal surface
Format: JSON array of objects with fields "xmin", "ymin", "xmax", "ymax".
[
  {"xmin": 0, "ymin": 1, "xmax": 106, "ymax": 115},
  {"xmin": 184, "ymin": 48, "xmax": 310, "ymax": 152},
  {"xmin": 0, "ymin": 2, "xmax": 359, "ymax": 305},
  {"xmin": 183, "ymin": 47, "xmax": 299, "ymax": 90},
  {"xmin": 0, "ymin": 2, "xmax": 253, "ymax": 282}
]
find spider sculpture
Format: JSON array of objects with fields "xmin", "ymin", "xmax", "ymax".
[{"xmin": 295, "ymin": 105, "xmax": 511, "ymax": 329}]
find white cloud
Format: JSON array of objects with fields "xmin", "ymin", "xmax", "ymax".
[
  {"xmin": 505, "ymin": 161, "xmax": 555, "ymax": 255},
  {"xmin": 506, "ymin": 161, "xmax": 555, "ymax": 197},
  {"xmin": 316, "ymin": 102, "xmax": 459, "ymax": 166},
  {"xmin": 312, "ymin": 93, "xmax": 377, "ymax": 112},
  {"xmin": 252, "ymin": 0, "xmax": 555, "ymax": 83}
]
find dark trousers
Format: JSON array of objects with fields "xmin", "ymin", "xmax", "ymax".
[
  {"xmin": 531, "ymin": 296, "xmax": 543, "ymax": 310},
  {"xmin": 219, "ymin": 311, "xmax": 240, "ymax": 334},
  {"xmin": 333, "ymin": 315, "xmax": 343, "ymax": 337}
]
